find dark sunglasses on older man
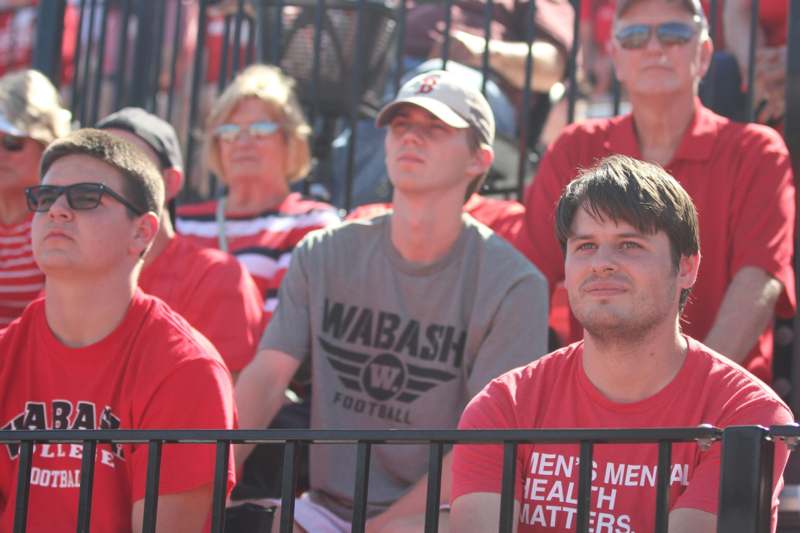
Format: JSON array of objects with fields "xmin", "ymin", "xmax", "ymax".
[
  {"xmin": 25, "ymin": 183, "xmax": 145, "ymax": 215},
  {"xmin": 614, "ymin": 21, "xmax": 698, "ymax": 50},
  {"xmin": 213, "ymin": 121, "xmax": 281, "ymax": 143},
  {"xmin": 1, "ymin": 134, "xmax": 26, "ymax": 152}
]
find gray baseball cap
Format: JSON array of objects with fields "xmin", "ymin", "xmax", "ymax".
[{"xmin": 376, "ymin": 70, "xmax": 495, "ymax": 146}]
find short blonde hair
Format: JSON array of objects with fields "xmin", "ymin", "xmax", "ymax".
[
  {"xmin": 205, "ymin": 64, "xmax": 312, "ymax": 182},
  {"xmin": 0, "ymin": 69, "xmax": 71, "ymax": 145}
]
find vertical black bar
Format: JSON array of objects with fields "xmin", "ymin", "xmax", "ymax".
[
  {"xmin": 654, "ymin": 441, "xmax": 672, "ymax": 533},
  {"xmin": 441, "ymin": 0, "xmax": 453, "ymax": 67},
  {"xmin": 141, "ymin": 440, "xmax": 163, "ymax": 533},
  {"xmin": 13, "ymin": 441, "xmax": 34, "ymax": 533},
  {"xmin": 788, "ymin": 0, "xmax": 800, "ymax": 415},
  {"xmin": 612, "ymin": 74, "xmax": 622, "ymax": 116},
  {"xmin": 113, "ymin": 0, "xmax": 133, "ymax": 109},
  {"xmin": 32, "ymin": 0, "xmax": 67, "ymax": 85},
  {"xmin": 394, "ymin": 0, "xmax": 407, "ymax": 92},
  {"xmin": 498, "ymin": 442, "xmax": 517, "ymax": 533},
  {"xmin": 567, "ymin": 0, "xmax": 582, "ymax": 124},
  {"xmin": 708, "ymin": 0, "xmax": 719, "ymax": 45},
  {"xmin": 423, "ymin": 443, "xmax": 444, "ymax": 533},
  {"xmin": 351, "ymin": 442, "xmax": 372, "ymax": 533},
  {"xmin": 183, "ymin": 0, "xmax": 210, "ymax": 193},
  {"xmin": 516, "ymin": 0, "xmax": 537, "ymax": 199},
  {"xmin": 130, "ymin": 0, "xmax": 157, "ymax": 109},
  {"xmin": 89, "ymin": 0, "xmax": 110, "ymax": 125},
  {"xmin": 744, "ymin": 0, "xmax": 760, "ymax": 121},
  {"xmin": 717, "ymin": 426, "xmax": 772, "ymax": 533},
  {"xmin": 218, "ymin": 16, "xmax": 233, "ymax": 92},
  {"xmin": 231, "ymin": 0, "xmax": 246, "ymax": 76},
  {"xmin": 271, "ymin": 0, "xmax": 284, "ymax": 64},
  {"xmin": 75, "ymin": 440, "xmax": 97, "ymax": 533},
  {"xmin": 309, "ymin": 0, "xmax": 326, "ymax": 123},
  {"xmin": 70, "ymin": 0, "xmax": 87, "ymax": 115},
  {"xmin": 210, "ymin": 441, "xmax": 230, "ymax": 533},
  {"xmin": 480, "ymin": 0, "xmax": 493, "ymax": 94},
  {"xmin": 343, "ymin": 0, "xmax": 369, "ymax": 212},
  {"xmin": 246, "ymin": 15, "xmax": 257, "ymax": 66},
  {"xmin": 166, "ymin": 0, "xmax": 184, "ymax": 123},
  {"xmin": 149, "ymin": 0, "xmax": 170, "ymax": 113},
  {"xmin": 78, "ymin": 0, "xmax": 98, "ymax": 125},
  {"xmin": 575, "ymin": 441, "xmax": 593, "ymax": 533},
  {"xmin": 279, "ymin": 441, "xmax": 298, "ymax": 533}
]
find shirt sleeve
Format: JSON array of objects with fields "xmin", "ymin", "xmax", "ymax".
[
  {"xmin": 187, "ymin": 261, "xmax": 265, "ymax": 373},
  {"xmin": 131, "ymin": 357, "xmax": 237, "ymax": 501},
  {"xmin": 452, "ymin": 377, "xmax": 526, "ymax": 502},
  {"xmin": 467, "ymin": 272, "xmax": 549, "ymax": 398},
  {"xmin": 729, "ymin": 129, "xmax": 796, "ymax": 317},
  {"xmin": 258, "ymin": 239, "xmax": 313, "ymax": 362}
]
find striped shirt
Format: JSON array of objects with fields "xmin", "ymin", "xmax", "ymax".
[
  {"xmin": 176, "ymin": 193, "xmax": 340, "ymax": 319},
  {"xmin": 0, "ymin": 213, "xmax": 44, "ymax": 327}
]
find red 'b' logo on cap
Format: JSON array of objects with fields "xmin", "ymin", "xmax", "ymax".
[{"xmin": 416, "ymin": 76, "xmax": 438, "ymax": 94}]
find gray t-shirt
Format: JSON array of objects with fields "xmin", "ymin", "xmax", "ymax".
[{"xmin": 261, "ymin": 213, "xmax": 548, "ymax": 520}]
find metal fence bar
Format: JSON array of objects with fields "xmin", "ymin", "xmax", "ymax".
[
  {"xmin": 149, "ymin": 0, "xmax": 170, "ymax": 114},
  {"xmin": 717, "ymin": 426, "xmax": 773, "ymax": 533},
  {"xmin": 516, "ymin": 0, "xmax": 537, "ymax": 198},
  {"xmin": 441, "ymin": 0, "xmax": 453, "ymax": 67},
  {"xmin": 183, "ymin": 0, "xmax": 210, "ymax": 192},
  {"xmin": 279, "ymin": 441, "xmax": 299, "ymax": 533},
  {"xmin": 89, "ymin": 0, "xmax": 110, "ymax": 125},
  {"xmin": 744, "ymin": 0, "xmax": 760, "ymax": 121},
  {"xmin": 575, "ymin": 440, "xmax": 594, "ymax": 533},
  {"xmin": 218, "ymin": 15, "xmax": 233, "ymax": 92},
  {"xmin": 231, "ymin": 0, "xmax": 247, "ymax": 77},
  {"xmin": 70, "ymin": 0, "xmax": 87, "ymax": 116},
  {"xmin": 788, "ymin": 0, "xmax": 800, "ymax": 416},
  {"xmin": 13, "ymin": 441, "xmax": 34, "ymax": 533},
  {"xmin": 166, "ymin": 0, "xmax": 184, "ymax": 123},
  {"xmin": 423, "ymin": 442, "xmax": 444, "ymax": 532},
  {"xmin": 654, "ymin": 440, "xmax": 672, "ymax": 533},
  {"xmin": 113, "ymin": 0, "xmax": 133, "ymax": 110},
  {"xmin": 142, "ymin": 440, "xmax": 163, "ymax": 533},
  {"xmin": 498, "ymin": 442, "xmax": 517, "ymax": 533},
  {"xmin": 351, "ymin": 441, "xmax": 372, "ymax": 533},
  {"xmin": 75, "ymin": 440, "xmax": 97, "ymax": 532},
  {"xmin": 395, "ymin": 0, "xmax": 407, "ymax": 93},
  {"xmin": 78, "ymin": 0, "xmax": 98, "ymax": 125},
  {"xmin": 210, "ymin": 440, "xmax": 230, "ymax": 533},
  {"xmin": 567, "ymin": 0, "xmax": 582, "ymax": 124},
  {"xmin": 480, "ymin": 0, "xmax": 493, "ymax": 95},
  {"xmin": 343, "ymin": 0, "xmax": 369, "ymax": 212},
  {"xmin": 32, "ymin": 0, "xmax": 67, "ymax": 85}
]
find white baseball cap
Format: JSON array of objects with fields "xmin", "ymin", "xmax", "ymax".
[{"xmin": 376, "ymin": 70, "xmax": 495, "ymax": 146}]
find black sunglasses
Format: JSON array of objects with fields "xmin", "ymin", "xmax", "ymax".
[
  {"xmin": 25, "ymin": 183, "xmax": 145, "ymax": 216},
  {"xmin": 1, "ymin": 135, "xmax": 26, "ymax": 152},
  {"xmin": 614, "ymin": 21, "xmax": 698, "ymax": 50}
]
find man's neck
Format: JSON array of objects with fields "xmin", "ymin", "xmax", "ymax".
[
  {"xmin": 630, "ymin": 93, "xmax": 697, "ymax": 167},
  {"xmin": 0, "ymin": 189, "xmax": 32, "ymax": 226},
  {"xmin": 44, "ymin": 274, "xmax": 138, "ymax": 348},
  {"xmin": 390, "ymin": 190, "xmax": 465, "ymax": 264},
  {"xmin": 226, "ymin": 181, "xmax": 289, "ymax": 215},
  {"xmin": 581, "ymin": 321, "xmax": 687, "ymax": 404},
  {"xmin": 142, "ymin": 212, "xmax": 175, "ymax": 268}
]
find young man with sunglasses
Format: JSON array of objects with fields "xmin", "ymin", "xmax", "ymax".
[
  {"xmin": 0, "ymin": 129, "xmax": 237, "ymax": 532},
  {"xmin": 518, "ymin": 0, "xmax": 795, "ymax": 383},
  {"xmin": 235, "ymin": 70, "xmax": 549, "ymax": 533},
  {"xmin": 97, "ymin": 107, "xmax": 265, "ymax": 378},
  {"xmin": 0, "ymin": 69, "xmax": 71, "ymax": 327},
  {"xmin": 451, "ymin": 155, "xmax": 793, "ymax": 532}
]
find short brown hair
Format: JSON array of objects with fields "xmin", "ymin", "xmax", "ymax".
[
  {"xmin": 40, "ymin": 128, "xmax": 164, "ymax": 218},
  {"xmin": 554, "ymin": 155, "xmax": 700, "ymax": 310}
]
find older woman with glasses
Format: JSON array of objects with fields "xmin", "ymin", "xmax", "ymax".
[
  {"xmin": 0, "ymin": 69, "xmax": 71, "ymax": 327},
  {"xmin": 177, "ymin": 64, "xmax": 340, "ymax": 319}
]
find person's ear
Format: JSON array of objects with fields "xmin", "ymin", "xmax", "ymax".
[
  {"xmin": 677, "ymin": 252, "xmax": 701, "ymax": 291},
  {"xmin": 467, "ymin": 145, "xmax": 493, "ymax": 179},
  {"xmin": 130, "ymin": 212, "xmax": 159, "ymax": 259},
  {"xmin": 696, "ymin": 35, "xmax": 714, "ymax": 79},
  {"xmin": 162, "ymin": 168, "xmax": 184, "ymax": 202}
]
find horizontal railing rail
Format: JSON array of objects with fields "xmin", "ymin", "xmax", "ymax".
[{"xmin": 2, "ymin": 425, "xmax": 783, "ymax": 533}]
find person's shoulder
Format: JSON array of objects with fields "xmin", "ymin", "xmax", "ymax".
[
  {"xmin": 170, "ymin": 234, "xmax": 245, "ymax": 276},
  {"xmin": 175, "ymin": 199, "xmax": 218, "ymax": 221},
  {"xmin": 552, "ymin": 116, "xmax": 619, "ymax": 146},
  {"xmin": 299, "ymin": 212, "xmax": 385, "ymax": 249},
  {"xmin": 280, "ymin": 193, "xmax": 342, "ymax": 217},
  {"xmin": 483, "ymin": 342, "xmax": 581, "ymax": 397},
  {"xmin": 463, "ymin": 214, "xmax": 546, "ymax": 281},
  {"xmin": 0, "ymin": 297, "xmax": 43, "ymax": 347},
  {"xmin": 710, "ymin": 109, "xmax": 789, "ymax": 154}
]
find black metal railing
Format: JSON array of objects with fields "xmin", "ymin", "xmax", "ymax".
[{"xmin": 0, "ymin": 425, "xmax": 791, "ymax": 533}]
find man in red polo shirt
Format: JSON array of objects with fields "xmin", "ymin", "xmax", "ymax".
[
  {"xmin": 97, "ymin": 107, "xmax": 265, "ymax": 377},
  {"xmin": 518, "ymin": 0, "xmax": 795, "ymax": 383}
]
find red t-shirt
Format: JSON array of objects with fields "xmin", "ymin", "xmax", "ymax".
[
  {"xmin": 138, "ymin": 234, "xmax": 265, "ymax": 372},
  {"xmin": 517, "ymin": 103, "xmax": 796, "ymax": 383},
  {"xmin": 0, "ymin": 213, "xmax": 44, "ymax": 328},
  {"xmin": 0, "ymin": 290, "xmax": 237, "ymax": 533},
  {"xmin": 452, "ymin": 337, "xmax": 794, "ymax": 532},
  {"xmin": 175, "ymin": 193, "xmax": 340, "ymax": 320},
  {"xmin": 346, "ymin": 193, "xmax": 526, "ymax": 247}
]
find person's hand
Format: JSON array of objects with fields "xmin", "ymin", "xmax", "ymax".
[
  {"xmin": 429, "ymin": 28, "xmax": 489, "ymax": 68},
  {"xmin": 752, "ymin": 45, "xmax": 786, "ymax": 124}
]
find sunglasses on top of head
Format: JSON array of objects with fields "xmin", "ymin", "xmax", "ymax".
[
  {"xmin": 614, "ymin": 21, "xmax": 698, "ymax": 50},
  {"xmin": 1, "ymin": 134, "xmax": 26, "ymax": 152},
  {"xmin": 25, "ymin": 182, "xmax": 145, "ymax": 216},
  {"xmin": 214, "ymin": 121, "xmax": 282, "ymax": 143}
]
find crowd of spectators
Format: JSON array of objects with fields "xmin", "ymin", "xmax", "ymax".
[{"xmin": 0, "ymin": 0, "xmax": 796, "ymax": 531}]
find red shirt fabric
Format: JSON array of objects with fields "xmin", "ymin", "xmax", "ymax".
[
  {"xmin": 138, "ymin": 234, "xmax": 265, "ymax": 372},
  {"xmin": 452, "ymin": 337, "xmax": 794, "ymax": 532},
  {"xmin": 517, "ymin": 103, "xmax": 796, "ymax": 383},
  {"xmin": 0, "ymin": 290, "xmax": 236, "ymax": 533},
  {"xmin": 346, "ymin": 193, "xmax": 526, "ymax": 247},
  {"xmin": 175, "ymin": 193, "xmax": 341, "ymax": 320},
  {"xmin": 0, "ymin": 213, "xmax": 44, "ymax": 328}
]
